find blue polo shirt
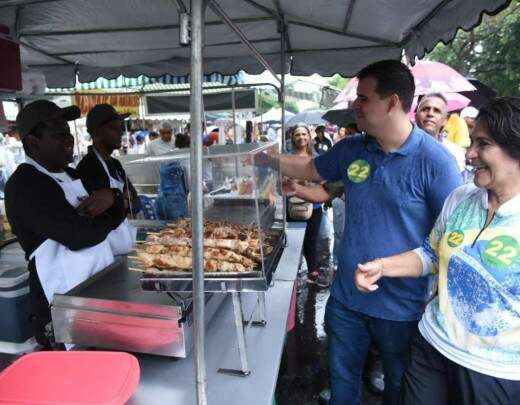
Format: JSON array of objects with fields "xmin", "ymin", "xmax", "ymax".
[{"xmin": 315, "ymin": 126, "xmax": 462, "ymax": 321}]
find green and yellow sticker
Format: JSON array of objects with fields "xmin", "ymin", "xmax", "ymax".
[
  {"xmin": 447, "ymin": 230, "xmax": 464, "ymax": 248},
  {"xmin": 483, "ymin": 235, "xmax": 520, "ymax": 268},
  {"xmin": 347, "ymin": 159, "xmax": 371, "ymax": 183}
]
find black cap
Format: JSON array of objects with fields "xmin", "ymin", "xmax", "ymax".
[
  {"xmin": 86, "ymin": 104, "xmax": 130, "ymax": 132},
  {"xmin": 16, "ymin": 100, "xmax": 80, "ymax": 139}
]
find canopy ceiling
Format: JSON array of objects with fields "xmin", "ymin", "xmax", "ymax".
[{"xmin": 0, "ymin": 0, "xmax": 511, "ymax": 88}]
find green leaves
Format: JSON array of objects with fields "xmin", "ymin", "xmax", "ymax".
[{"xmin": 427, "ymin": 1, "xmax": 520, "ymax": 96}]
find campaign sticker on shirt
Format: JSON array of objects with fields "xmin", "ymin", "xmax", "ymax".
[
  {"xmin": 447, "ymin": 230, "xmax": 464, "ymax": 248},
  {"xmin": 347, "ymin": 159, "xmax": 371, "ymax": 183},
  {"xmin": 483, "ymin": 235, "xmax": 520, "ymax": 268}
]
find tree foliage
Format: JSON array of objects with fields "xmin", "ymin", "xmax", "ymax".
[
  {"xmin": 427, "ymin": 0, "xmax": 520, "ymax": 96},
  {"xmin": 257, "ymin": 91, "xmax": 278, "ymax": 115},
  {"xmin": 327, "ymin": 74, "xmax": 349, "ymax": 90},
  {"xmin": 256, "ymin": 91, "xmax": 299, "ymax": 115}
]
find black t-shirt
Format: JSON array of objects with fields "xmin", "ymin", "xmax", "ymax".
[
  {"xmin": 314, "ymin": 136, "xmax": 333, "ymax": 155},
  {"xmin": 5, "ymin": 164, "xmax": 125, "ymax": 260},
  {"xmin": 76, "ymin": 150, "xmax": 141, "ymax": 214}
]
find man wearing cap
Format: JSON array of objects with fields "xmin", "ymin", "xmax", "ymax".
[
  {"xmin": 5, "ymin": 100, "xmax": 126, "ymax": 347},
  {"xmin": 128, "ymin": 131, "xmax": 146, "ymax": 154},
  {"xmin": 76, "ymin": 104, "xmax": 141, "ymax": 216},
  {"xmin": 146, "ymin": 121, "xmax": 176, "ymax": 156}
]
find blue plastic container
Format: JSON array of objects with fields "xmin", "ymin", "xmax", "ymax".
[{"xmin": 0, "ymin": 264, "xmax": 32, "ymax": 343}]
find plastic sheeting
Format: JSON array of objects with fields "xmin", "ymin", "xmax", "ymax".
[{"xmin": 0, "ymin": 0, "xmax": 511, "ymax": 87}]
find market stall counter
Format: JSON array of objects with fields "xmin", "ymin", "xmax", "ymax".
[
  {"xmin": 0, "ymin": 224, "xmax": 304, "ymax": 404},
  {"xmin": 127, "ymin": 225, "xmax": 304, "ymax": 405}
]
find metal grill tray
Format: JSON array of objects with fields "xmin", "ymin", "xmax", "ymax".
[
  {"xmin": 139, "ymin": 230, "xmax": 285, "ymax": 293},
  {"xmin": 128, "ymin": 259, "xmax": 262, "ymax": 278}
]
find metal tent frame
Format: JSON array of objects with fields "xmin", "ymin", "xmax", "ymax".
[
  {"xmin": 189, "ymin": 2, "xmax": 290, "ymax": 402},
  {"xmin": 0, "ymin": 1, "xmax": 512, "ymax": 403}
]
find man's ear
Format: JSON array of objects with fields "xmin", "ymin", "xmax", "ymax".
[
  {"xmin": 387, "ymin": 94, "xmax": 400, "ymax": 113},
  {"xmin": 23, "ymin": 134, "xmax": 40, "ymax": 154}
]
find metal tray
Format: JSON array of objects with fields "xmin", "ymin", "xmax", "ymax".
[
  {"xmin": 207, "ymin": 186, "xmax": 254, "ymax": 200},
  {"xmin": 140, "ymin": 229, "xmax": 285, "ymax": 293},
  {"xmin": 127, "ymin": 260, "xmax": 262, "ymax": 278},
  {"xmin": 51, "ymin": 258, "xmax": 226, "ymax": 357}
]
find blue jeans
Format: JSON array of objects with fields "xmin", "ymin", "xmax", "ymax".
[
  {"xmin": 154, "ymin": 194, "xmax": 188, "ymax": 220},
  {"xmin": 325, "ymin": 296, "xmax": 418, "ymax": 405}
]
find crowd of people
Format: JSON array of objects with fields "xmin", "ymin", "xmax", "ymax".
[
  {"xmin": 273, "ymin": 59, "xmax": 520, "ymax": 405},
  {"xmin": 0, "ymin": 56, "xmax": 518, "ymax": 405}
]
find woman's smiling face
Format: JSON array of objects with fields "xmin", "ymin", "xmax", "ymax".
[
  {"xmin": 466, "ymin": 119, "xmax": 520, "ymax": 192},
  {"xmin": 293, "ymin": 127, "xmax": 311, "ymax": 150},
  {"xmin": 292, "ymin": 126, "xmax": 310, "ymax": 150}
]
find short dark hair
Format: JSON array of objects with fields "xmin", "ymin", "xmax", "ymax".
[
  {"xmin": 175, "ymin": 133, "xmax": 190, "ymax": 148},
  {"xmin": 477, "ymin": 97, "xmax": 520, "ymax": 160},
  {"xmin": 357, "ymin": 59, "xmax": 415, "ymax": 112},
  {"xmin": 346, "ymin": 123, "xmax": 358, "ymax": 132}
]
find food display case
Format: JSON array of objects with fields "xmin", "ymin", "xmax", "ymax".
[
  {"xmin": 123, "ymin": 142, "xmax": 285, "ymax": 293},
  {"xmin": 52, "ymin": 142, "xmax": 286, "ymax": 374}
]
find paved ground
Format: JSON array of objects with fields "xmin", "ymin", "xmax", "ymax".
[
  {"xmin": 275, "ymin": 273, "xmax": 382, "ymax": 405},
  {"xmin": 0, "ymin": 278, "xmax": 382, "ymax": 405}
]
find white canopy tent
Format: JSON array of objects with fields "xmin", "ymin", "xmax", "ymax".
[
  {"xmin": 253, "ymin": 107, "xmax": 294, "ymax": 123},
  {"xmin": 0, "ymin": 1, "xmax": 511, "ymax": 404}
]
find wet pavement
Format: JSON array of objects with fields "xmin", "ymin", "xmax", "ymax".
[
  {"xmin": 275, "ymin": 276, "xmax": 382, "ymax": 405},
  {"xmin": 276, "ymin": 212, "xmax": 382, "ymax": 405}
]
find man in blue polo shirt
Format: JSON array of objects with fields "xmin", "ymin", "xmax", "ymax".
[{"xmin": 273, "ymin": 60, "xmax": 462, "ymax": 405}]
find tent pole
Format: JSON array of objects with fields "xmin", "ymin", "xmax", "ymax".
[
  {"xmin": 279, "ymin": 20, "xmax": 288, "ymax": 239},
  {"xmin": 279, "ymin": 24, "xmax": 286, "ymax": 151},
  {"xmin": 190, "ymin": 0, "xmax": 207, "ymax": 404},
  {"xmin": 72, "ymin": 118, "xmax": 81, "ymax": 160},
  {"xmin": 231, "ymin": 87, "xmax": 236, "ymax": 143}
]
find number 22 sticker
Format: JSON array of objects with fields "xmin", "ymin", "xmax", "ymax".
[
  {"xmin": 347, "ymin": 160, "xmax": 371, "ymax": 183},
  {"xmin": 483, "ymin": 235, "xmax": 519, "ymax": 268},
  {"xmin": 447, "ymin": 230, "xmax": 464, "ymax": 247}
]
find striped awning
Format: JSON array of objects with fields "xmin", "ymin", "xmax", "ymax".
[{"xmin": 46, "ymin": 72, "xmax": 243, "ymax": 93}]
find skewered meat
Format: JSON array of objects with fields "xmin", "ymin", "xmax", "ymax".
[
  {"xmin": 136, "ymin": 252, "xmax": 247, "ymax": 273},
  {"xmin": 136, "ymin": 219, "xmax": 276, "ymax": 273},
  {"xmin": 142, "ymin": 245, "xmax": 255, "ymax": 267}
]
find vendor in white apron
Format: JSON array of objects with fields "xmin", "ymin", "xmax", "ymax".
[
  {"xmin": 77, "ymin": 104, "xmax": 141, "ymax": 250},
  {"xmin": 5, "ymin": 100, "xmax": 128, "ymax": 347}
]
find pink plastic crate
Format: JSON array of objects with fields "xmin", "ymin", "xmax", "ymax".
[{"xmin": 0, "ymin": 351, "xmax": 140, "ymax": 404}]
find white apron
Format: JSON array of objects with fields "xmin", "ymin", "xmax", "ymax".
[
  {"xmin": 26, "ymin": 157, "xmax": 114, "ymax": 304},
  {"xmin": 93, "ymin": 148, "xmax": 136, "ymax": 256}
]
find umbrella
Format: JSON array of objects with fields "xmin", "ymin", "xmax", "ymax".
[
  {"xmin": 460, "ymin": 78, "xmax": 497, "ymax": 109},
  {"xmin": 285, "ymin": 110, "xmax": 326, "ymax": 127},
  {"xmin": 335, "ymin": 61, "xmax": 476, "ymax": 103},
  {"xmin": 322, "ymin": 102, "xmax": 356, "ymax": 127},
  {"xmin": 412, "ymin": 61, "xmax": 476, "ymax": 95},
  {"xmin": 414, "ymin": 92, "xmax": 470, "ymax": 112}
]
